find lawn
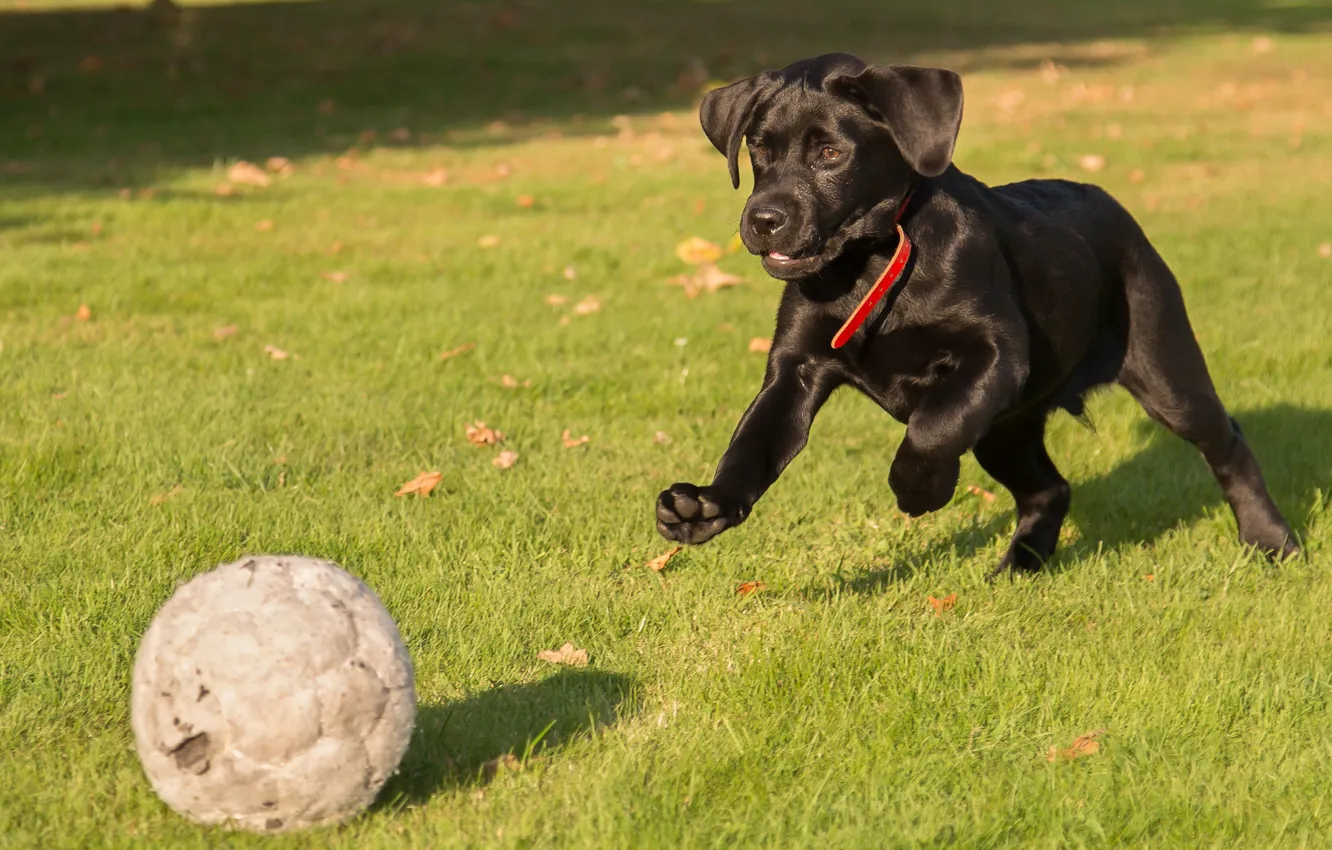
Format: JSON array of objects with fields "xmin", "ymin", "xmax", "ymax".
[{"xmin": 2, "ymin": 0, "xmax": 1332, "ymax": 846}]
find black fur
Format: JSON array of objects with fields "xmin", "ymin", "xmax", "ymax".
[{"xmin": 656, "ymin": 53, "xmax": 1298, "ymax": 574}]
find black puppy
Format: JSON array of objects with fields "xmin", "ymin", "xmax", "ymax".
[{"xmin": 655, "ymin": 53, "xmax": 1298, "ymax": 574}]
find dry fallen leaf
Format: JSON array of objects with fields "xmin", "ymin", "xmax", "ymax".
[
  {"xmin": 670, "ymin": 263, "xmax": 743, "ymax": 298},
  {"xmin": 562, "ymin": 429, "xmax": 589, "ymax": 448},
  {"xmin": 422, "ymin": 168, "xmax": 448, "ymax": 187},
  {"xmin": 439, "ymin": 342, "xmax": 476, "ymax": 361},
  {"xmin": 254, "ymin": 219, "xmax": 274, "ymax": 231},
  {"xmin": 562, "ymin": 265, "xmax": 577, "ymax": 281},
  {"xmin": 516, "ymin": 194, "xmax": 535, "ymax": 208},
  {"xmin": 322, "ymin": 271, "xmax": 349, "ymax": 283},
  {"xmin": 1046, "ymin": 730, "xmax": 1105, "ymax": 762},
  {"xmin": 675, "ymin": 236, "xmax": 724, "ymax": 265},
  {"xmin": 646, "ymin": 546, "xmax": 681, "ymax": 572},
  {"xmin": 572, "ymin": 296, "xmax": 601, "ymax": 315},
  {"xmin": 213, "ymin": 324, "xmax": 239, "ymax": 341},
  {"xmin": 149, "ymin": 484, "xmax": 184, "ymax": 506},
  {"xmin": 492, "ymin": 450, "xmax": 519, "ymax": 469},
  {"xmin": 967, "ymin": 485, "xmax": 997, "ymax": 503},
  {"xmin": 265, "ymin": 156, "xmax": 293, "ymax": 176},
  {"xmin": 1078, "ymin": 153, "xmax": 1106, "ymax": 173},
  {"xmin": 736, "ymin": 581, "xmax": 766, "ymax": 596},
  {"xmin": 395, "ymin": 470, "xmax": 443, "ymax": 498},
  {"xmin": 264, "ymin": 344, "xmax": 290, "ymax": 360},
  {"xmin": 481, "ymin": 753, "xmax": 521, "ymax": 781},
  {"xmin": 227, "ymin": 161, "xmax": 271, "ymax": 187},
  {"xmin": 537, "ymin": 642, "xmax": 588, "ymax": 667},
  {"xmin": 928, "ymin": 593, "xmax": 958, "ymax": 616},
  {"xmin": 1129, "ymin": 168, "xmax": 1146, "ymax": 184},
  {"xmin": 1319, "ymin": 243, "xmax": 1331, "ymax": 259},
  {"xmin": 653, "ymin": 430, "xmax": 672, "ymax": 444},
  {"xmin": 545, "ymin": 293, "xmax": 568, "ymax": 306},
  {"xmin": 214, "ymin": 183, "xmax": 236, "ymax": 197},
  {"xmin": 477, "ymin": 234, "xmax": 501, "ymax": 248},
  {"xmin": 748, "ymin": 337, "xmax": 772, "ymax": 353},
  {"xmin": 74, "ymin": 304, "xmax": 92, "ymax": 322},
  {"xmin": 465, "ymin": 421, "xmax": 505, "ymax": 446},
  {"xmin": 497, "ymin": 374, "xmax": 532, "ymax": 389},
  {"xmin": 1143, "ymin": 574, "xmax": 1156, "ymax": 581}
]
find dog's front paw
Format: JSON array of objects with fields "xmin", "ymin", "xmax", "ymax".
[
  {"xmin": 655, "ymin": 483, "xmax": 739, "ymax": 545},
  {"xmin": 889, "ymin": 452, "xmax": 961, "ymax": 517}
]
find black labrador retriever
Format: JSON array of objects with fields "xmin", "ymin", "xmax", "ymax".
[{"xmin": 654, "ymin": 53, "xmax": 1298, "ymax": 574}]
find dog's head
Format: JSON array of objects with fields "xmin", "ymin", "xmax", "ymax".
[{"xmin": 700, "ymin": 53, "xmax": 963, "ymax": 280}]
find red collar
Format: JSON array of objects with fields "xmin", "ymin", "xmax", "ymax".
[{"xmin": 830, "ymin": 189, "xmax": 915, "ymax": 349}]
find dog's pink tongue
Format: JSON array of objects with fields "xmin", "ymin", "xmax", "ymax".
[{"xmin": 768, "ymin": 251, "xmax": 791, "ymax": 260}]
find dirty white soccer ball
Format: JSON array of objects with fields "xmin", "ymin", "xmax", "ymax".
[{"xmin": 131, "ymin": 556, "xmax": 416, "ymax": 833}]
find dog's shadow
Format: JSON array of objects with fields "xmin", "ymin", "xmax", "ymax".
[
  {"xmin": 824, "ymin": 403, "xmax": 1328, "ymax": 594},
  {"xmin": 377, "ymin": 669, "xmax": 637, "ymax": 806}
]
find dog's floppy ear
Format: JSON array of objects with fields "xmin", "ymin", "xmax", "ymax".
[
  {"xmin": 700, "ymin": 76, "xmax": 766, "ymax": 189},
  {"xmin": 828, "ymin": 65, "xmax": 963, "ymax": 177}
]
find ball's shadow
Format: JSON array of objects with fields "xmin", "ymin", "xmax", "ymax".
[{"xmin": 377, "ymin": 669, "xmax": 637, "ymax": 805}]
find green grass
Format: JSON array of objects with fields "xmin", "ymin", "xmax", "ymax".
[{"xmin": 3, "ymin": 1, "xmax": 1332, "ymax": 846}]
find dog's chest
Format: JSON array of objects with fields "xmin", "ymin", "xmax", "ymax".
[{"xmin": 842, "ymin": 326, "xmax": 958, "ymax": 423}]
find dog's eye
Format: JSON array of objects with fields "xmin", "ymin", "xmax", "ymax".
[
  {"xmin": 750, "ymin": 143, "xmax": 766, "ymax": 158},
  {"xmin": 820, "ymin": 146, "xmax": 841, "ymax": 161}
]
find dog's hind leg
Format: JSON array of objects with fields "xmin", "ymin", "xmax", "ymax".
[
  {"xmin": 973, "ymin": 414, "xmax": 1071, "ymax": 577},
  {"xmin": 1115, "ymin": 241, "xmax": 1298, "ymax": 559}
]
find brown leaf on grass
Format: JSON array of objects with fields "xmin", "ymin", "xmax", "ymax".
[
  {"xmin": 254, "ymin": 219, "xmax": 274, "ymax": 232},
  {"xmin": 545, "ymin": 293, "xmax": 568, "ymax": 306},
  {"xmin": 439, "ymin": 342, "xmax": 476, "ymax": 361},
  {"xmin": 515, "ymin": 194, "xmax": 535, "ymax": 208},
  {"xmin": 1129, "ymin": 169, "xmax": 1146, "ymax": 184},
  {"xmin": 1143, "ymin": 573, "xmax": 1156, "ymax": 581},
  {"xmin": 264, "ymin": 344, "xmax": 290, "ymax": 360},
  {"xmin": 481, "ymin": 753, "xmax": 521, "ymax": 781},
  {"xmin": 422, "ymin": 167, "xmax": 448, "ymax": 187},
  {"xmin": 1318, "ymin": 243, "xmax": 1331, "ymax": 259},
  {"xmin": 265, "ymin": 156, "xmax": 293, "ymax": 176},
  {"xmin": 1078, "ymin": 154, "xmax": 1106, "ymax": 173},
  {"xmin": 74, "ymin": 304, "xmax": 92, "ymax": 322},
  {"xmin": 465, "ymin": 421, "xmax": 505, "ymax": 446},
  {"xmin": 497, "ymin": 374, "xmax": 532, "ymax": 389},
  {"xmin": 748, "ymin": 337, "xmax": 772, "ymax": 353},
  {"xmin": 572, "ymin": 296, "xmax": 601, "ymax": 315},
  {"xmin": 492, "ymin": 450, "xmax": 519, "ymax": 469},
  {"xmin": 322, "ymin": 271, "xmax": 349, "ymax": 283},
  {"xmin": 52, "ymin": 391, "xmax": 68, "ymax": 400},
  {"xmin": 736, "ymin": 581, "xmax": 766, "ymax": 596},
  {"xmin": 214, "ymin": 183, "xmax": 235, "ymax": 197},
  {"xmin": 227, "ymin": 161, "xmax": 271, "ymax": 187},
  {"xmin": 213, "ymin": 324, "xmax": 239, "ymax": 341},
  {"xmin": 149, "ymin": 484, "xmax": 184, "ymax": 506},
  {"xmin": 653, "ymin": 430, "xmax": 672, "ymax": 445},
  {"xmin": 562, "ymin": 429, "xmax": 589, "ymax": 448},
  {"xmin": 645, "ymin": 546, "xmax": 681, "ymax": 572},
  {"xmin": 395, "ymin": 470, "xmax": 443, "ymax": 498},
  {"xmin": 537, "ymin": 643, "xmax": 588, "ymax": 667},
  {"xmin": 928, "ymin": 593, "xmax": 958, "ymax": 616},
  {"xmin": 1046, "ymin": 730, "xmax": 1105, "ymax": 762},
  {"xmin": 670, "ymin": 263, "xmax": 743, "ymax": 298},
  {"xmin": 477, "ymin": 234, "xmax": 501, "ymax": 248},
  {"xmin": 675, "ymin": 236, "xmax": 724, "ymax": 265},
  {"xmin": 967, "ymin": 485, "xmax": 997, "ymax": 503},
  {"xmin": 562, "ymin": 266, "xmax": 577, "ymax": 281}
]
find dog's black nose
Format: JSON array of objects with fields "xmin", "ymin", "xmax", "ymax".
[{"xmin": 749, "ymin": 207, "xmax": 788, "ymax": 236}]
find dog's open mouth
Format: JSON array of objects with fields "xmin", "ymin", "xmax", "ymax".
[{"xmin": 762, "ymin": 248, "xmax": 820, "ymax": 274}]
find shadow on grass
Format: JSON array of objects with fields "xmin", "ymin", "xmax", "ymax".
[
  {"xmin": 378, "ymin": 669, "xmax": 636, "ymax": 805},
  {"xmin": 817, "ymin": 402, "xmax": 1330, "ymax": 594},
  {"xmin": 2, "ymin": 0, "xmax": 1331, "ymax": 196}
]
